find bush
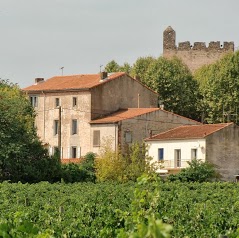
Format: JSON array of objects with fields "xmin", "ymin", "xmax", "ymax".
[
  {"xmin": 95, "ymin": 139, "xmax": 157, "ymax": 182},
  {"xmin": 168, "ymin": 159, "xmax": 219, "ymax": 182},
  {"xmin": 61, "ymin": 152, "xmax": 96, "ymax": 183}
]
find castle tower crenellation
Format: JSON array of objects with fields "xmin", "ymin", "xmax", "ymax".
[
  {"xmin": 163, "ymin": 26, "xmax": 234, "ymax": 72},
  {"xmin": 163, "ymin": 26, "xmax": 176, "ymax": 51}
]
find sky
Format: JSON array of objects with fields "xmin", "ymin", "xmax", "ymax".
[{"xmin": 1, "ymin": 0, "xmax": 239, "ymax": 88}]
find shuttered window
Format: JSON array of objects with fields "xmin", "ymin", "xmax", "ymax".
[{"xmin": 93, "ymin": 130, "xmax": 100, "ymax": 147}]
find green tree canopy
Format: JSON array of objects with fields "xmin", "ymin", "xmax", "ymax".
[
  {"xmin": 0, "ymin": 80, "xmax": 60, "ymax": 182},
  {"xmin": 133, "ymin": 56, "xmax": 200, "ymax": 119},
  {"xmin": 104, "ymin": 60, "xmax": 132, "ymax": 74},
  {"xmin": 104, "ymin": 60, "xmax": 120, "ymax": 73},
  {"xmin": 194, "ymin": 51, "xmax": 239, "ymax": 124}
]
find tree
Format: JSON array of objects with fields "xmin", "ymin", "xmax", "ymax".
[
  {"xmin": 104, "ymin": 60, "xmax": 132, "ymax": 74},
  {"xmin": 131, "ymin": 56, "xmax": 156, "ymax": 81},
  {"xmin": 0, "ymin": 80, "xmax": 60, "ymax": 182},
  {"xmin": 95, "ymin": 138, "xmax": 157, "ymax": 182},
  {"xmin": 142, "ymin": 57, "xmax": 200, "ymax": 119},
  {"xmin": 194, "ymin": 51, "xmax": 239, "ymax": 124},
  {"xmin": 104, "ymin": 60, "xmax": 120, "ymax": 73}
]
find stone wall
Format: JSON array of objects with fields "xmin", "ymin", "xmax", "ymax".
[
  {"xmin": 90, "ymin": 74, "xmax": 158, "ymax": 120},
  {"xmin": 206, "ymin": 124, "xmax": 239, "ymax": 181},
  {"xmin": 163, "ymin": 26, "xmax": 234, "ymax": 72},
  {"xmin": 35, "ymin": 91, "xmax": 92, "ymax": 157},
  {"xmin": 119, "ymin": 110, "xmax": 200, "ymax": 150}
]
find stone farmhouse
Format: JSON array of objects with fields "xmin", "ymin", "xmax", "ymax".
[
  {"xmin": 23, "ymin": 72, "xmax": 199, "ymax": 159},
  {"xmin": 145, "ymin": 123, "xmax": 239, "ymax": 181},
  {"xmin": 163, "ymin": 26, "xmax": 234, "ymax": 73}
]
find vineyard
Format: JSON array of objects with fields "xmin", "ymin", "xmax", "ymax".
[{"xmin": 1, "ymin": 179, "xmax": 239, "ymax": 237}]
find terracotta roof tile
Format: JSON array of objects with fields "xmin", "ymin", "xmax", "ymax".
[
  {"xmin": 145, "ymin": 123, "xmax": 233, "ymax": 141},
  {"xmin": 23, "ymin": 72, "xmax": 125, "ymax": 92},
  {"xmin": 61, "ymin": 158, "xmax": 83, "ymax": 164},
  {"xmin": 90, "ymin": 108, "xmax": 160, "ymax": 124},
  {"xmin": 90, "ymin": 108, "xmax": 200, "ymax": 124}
]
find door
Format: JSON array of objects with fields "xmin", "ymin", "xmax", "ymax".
[{"xmin": 174, "ymin": 149, "xmax": 181, "ymax": 168}]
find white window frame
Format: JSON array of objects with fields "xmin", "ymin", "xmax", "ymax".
[{"xmin": 30, "ymin": 96, "xmax": 38, "ymax": 107}]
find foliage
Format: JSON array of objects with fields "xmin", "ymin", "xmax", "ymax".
[
  {"xmin": 0, "ymin": 181, "xmax": 134, "ymax": 237},
  {"xmin": 140, "ymin": 56, "xmax": 200, "ymax": 119},
  {"xmin": 105, "ymin": 60, "xmax": 121, "ymax": 72},
  {"xmin": 61, "ymin": 152, "xmax": 96, "ymax": 183},
  {"xmin": 168, "ymin": 159, "xmax": 219, "ymax": 182},
  {"xmin": 2, "ymin": 179, "xmax": 239, "ymax": 237},
  {"xmin": 116, "ymin": 175, "xmax": 172, "ymax": 238},
  {"xmin": 104, "ymin": 60, "xmax": 132, "ymax": 74},
  {"xmin": 194, "ymin": 51, "xmax": 239, "ymax": 124},
  {"xmin": 124, "ymin": 143, "xmax": 157, "ymax": 181},
  {"xmin": 80, "ymin": 152, "xmax": 97, "ymax": 182},
  {"xmin": 95, "ymin": 138, "xmax": 127, "ymax": 182},
  {"xmin": 0, "ymin": 80, "xmax": 61, "ymax": 183},
  {"xmin": 131, "ymin": 56, "xmax": 156, "ymax": 81},
  {"xmin": 95, "ymin": 139, "xmax": 157, "ymax": 182}
]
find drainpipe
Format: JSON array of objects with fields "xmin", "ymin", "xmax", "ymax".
[
  {"xmin": 42, "ymin": 91, "xmax": 46, "ymax": 141},
  {"xmin": 115, "ymin": 123, "xmax": 118, "ymax": 152}
]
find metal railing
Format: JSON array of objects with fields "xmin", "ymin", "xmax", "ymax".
[{"xmin": 161, "ymin": 159, "xmax": 191, "ymax": 169}]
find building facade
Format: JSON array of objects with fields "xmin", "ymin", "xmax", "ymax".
[
  {"xmin": 90, "ymin": 108, "xmax": 200, "ymax": 155},
  {"xmin": 23, "ymin": 72, "xmax": 159, "ymax": 158},
  {"xmin": 146, "ymin": 123, "xmax": 239, "ymax": 181}
]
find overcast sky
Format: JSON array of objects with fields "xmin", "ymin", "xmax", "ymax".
[{"xmin": 1, "ymin": 0, "xmax": 239, "ymax": 88}]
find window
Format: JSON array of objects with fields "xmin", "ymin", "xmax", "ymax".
[
  {"xmin": 191, "ymin": 149, "xmax": 197, "ymax": 160},
  {"xmin": 72, "ymin": 119, "xmax": 77, "ymax": 135},
  {"xmin": 30, "ymin": 96, "xmax": 38, "ymax": 107},
  {"xmin": 55, "ymin": 98, "xmax": 60, "ymax": 107},
  {"xmin": 174, "ymin": 149, "xmax": 181, "ymax": 167},
  {"xmin": 71, "ymin": 146, "xmax": 77, "ymax": 158},
  {"xmin": 158, "ymin": 148, "xmax": 164, "ymax": 160},
  {"xmin": 73, "ymin": 97, "xmax": 77, "ymax": 107},
  {"xmin": 54, "ymin": 120, "xmax": 59, "ymax": 135},
  {"xmin": 125, "ymin": 131, "xmax": 132, "ymax": 143},
  {"xmin": 93, "ymin": 130, "xmax": 100, "ymax": 147}
]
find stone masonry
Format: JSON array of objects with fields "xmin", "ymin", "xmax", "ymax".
[{"xmin": 163, "ymin": 26, "xmax": 234, "ymax": 73}]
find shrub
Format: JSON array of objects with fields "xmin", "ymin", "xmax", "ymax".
[
  {"xmin": 168, "ymin": 159, "xmax": 219, "ymax": 182},
  {"xmin": 95, "ymin": 139, "xmax": 158, "ymax": 182},
  {"xmin": 61, "ymin": 152, "xmax": 96, "ymax": 183},
  {"xmin": 95, "ymin": 139, "xmax": 127, "ymax": 182}
]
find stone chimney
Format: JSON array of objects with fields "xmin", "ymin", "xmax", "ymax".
[
  {"xmin": 100, "ymin": 71, "xmax": 108, "ymax": 80},
  {"xmin": 100, "ymin": 72, "xmax": 108, "ymax": 82},
  {"xmin": 35, "ymin": 78, "xmax": 44, "ymax": 84}
]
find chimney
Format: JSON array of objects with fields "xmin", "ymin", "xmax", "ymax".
[
  {"xmin": 35, "ymin": 78, "xmax": 44, "ymax": 84},
  {"xmin": 100, "ymin": 72, "xmax": 108, "ymax": 81}
]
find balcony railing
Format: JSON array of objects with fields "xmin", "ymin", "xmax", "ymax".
[{"xmin": 160, "ymin": 159, "xmax": 191, "ymax": 169}]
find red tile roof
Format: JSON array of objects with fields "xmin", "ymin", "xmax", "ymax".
[
  {"xmin": 90, "ymin": 108, "xmax": 161, "ymax": 124},
  {"xmin": 61, "ymin": 158, "xmax": 83, "ymax": 164},
  {"xmin": 145, "ymin": 123, "xmax": 233, "ymax": 141},
  {"xmin": 23, "ymin": 72, "xmax": 126, "ymax": 92},
  {"xmin": 90, "ymin": 108, "xmax": 200, "ymax": 124}
]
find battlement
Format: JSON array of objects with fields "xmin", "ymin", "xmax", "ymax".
[
  {"xmin": 176, "ymin": 41, "xmax": 234, "ymax": 52},
  {"xmin": 163, "ymin": 26, "xmax": 235, "ymax": 72}
]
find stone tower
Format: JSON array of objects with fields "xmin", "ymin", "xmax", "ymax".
[
  {"xmin": 163, "ymin": 26, "xmax": 176, "ymax": 51},
  {"xmin": 162, "ymin": 26, "xmax": 234, "ymax": 73}
]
